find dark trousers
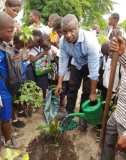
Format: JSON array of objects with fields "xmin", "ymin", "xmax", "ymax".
[
  {"xmin": 101, "ymin": 114, "xmax": 126, "ymax": 160},
  {"xmin": 66, "ymin": 65, "xmax": 90, "ymax": 113}
]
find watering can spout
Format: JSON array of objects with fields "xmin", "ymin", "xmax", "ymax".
[{"xmin": 65, "ymin": 112, "xmax": 85, "ymax": 119}]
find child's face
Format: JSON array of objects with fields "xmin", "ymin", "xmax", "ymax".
[
  {"xmin": 48, "ymin": 17, "xmax": 54, "ymax": 28},
  {"xmin": 6, "ymin": 6, "xmax": 20, "ymax": 18},
  {"xmin": 29, "ymin": 13, "xmax": 39, "ymax": 24},
  {"xmin": 0, "ymin": 26, "xmax": 14, "ymax": 42}
]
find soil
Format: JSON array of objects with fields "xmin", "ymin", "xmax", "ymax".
[
  {"xmin": 26, "ymin": 123, "xmax": 100, "ymax": 160},
  {"xmin": 27, "ymin": 134, "xmax": 78, "ymax": 160},
  {"xmin": 0, "ymin": 87, "xmax": 100, "ymax": 160}
]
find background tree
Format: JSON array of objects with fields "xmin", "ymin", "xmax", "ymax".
[
  {"xmin": 120, "ymin": 19, "xmax": 126, "ymax": 31},
  {"xmin": 24, "ymin": 0, "xmax": 113, "ymax": 28}
]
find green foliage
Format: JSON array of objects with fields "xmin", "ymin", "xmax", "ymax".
[
  {"xmin": 19, "ymin": 26, "xmax": 33, "ymax": 44},
  {"xmin": 120, "ymin": 19, "xmax": 126, "ymax": 31},
  {"xmin": 24, "ymin": 0, "xmax": 113, "ymax": 28},
  {"xmin": 0, "ymin": 148, "xmax": 29, "ymax": 160},
  {"xmin": 82, "ymin": 0, "xmax": 113, "ymax": 23},
  {"xmin": 0, "ymin": 148, "xmax": 21, "ymax": 160},
  {"xmin": 37, "ymin": 119, "xmax": 61, "ymax": 138},
  {"xmin": 98, "ymin": 33, "xmax": 108, "ymax": 45},
  {"xmin": 108, "ymin": 101, "xmax": 116, "ymax": 117},
  {"xmin": 15, "ymin": 81, "xmax": 43, "ymax": 108}
]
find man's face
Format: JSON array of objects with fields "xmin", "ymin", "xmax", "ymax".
[
  {"xmin": 108, "ymin": 16, "xmax": 116, "ymax": 26},
  {"xmin": 63, "ymin": 23, "xmax": 79, "ymax": 43},
  {"xmin": 0, "ymin": 26, "xmax": 14, "ymax": 42},
  {"xmin": 6, "ymin": 6, "xmax": 20, "ymax": 18}
]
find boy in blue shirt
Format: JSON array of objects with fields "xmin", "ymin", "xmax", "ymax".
[{"xmin": 0, "ymin": 12, "xmax": 15, "ymax": 147}]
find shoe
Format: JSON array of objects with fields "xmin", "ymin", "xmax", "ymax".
[
  {"xmin": 12, "ymin": 120, "xmax": 25, "ymax": 128},
  {"xmin": 4, "ymin": 138, "xmax": 19, "ymax": 149},
  {"xmin": 17, "ymin": 111, "xmax": 26, "ymax": 117}
]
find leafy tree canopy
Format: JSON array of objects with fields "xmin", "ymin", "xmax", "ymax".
[{"xmin": 24, "ymin": 0, "xmax": 114, "ymax": 29}]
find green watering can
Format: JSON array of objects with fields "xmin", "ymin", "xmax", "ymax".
[
  {"xmin": 81, "ymin": 97, "xmax": 104, "ymax": 125},
  {"xmin": 60, "ymin": 97, "xmax": 104, "ymax": 132}
]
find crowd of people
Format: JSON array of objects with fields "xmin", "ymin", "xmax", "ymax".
[{"xmin": 0, "ymin": 0, "xmax": 126, "ymax": 159}]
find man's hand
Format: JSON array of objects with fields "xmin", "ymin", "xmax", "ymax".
[
  {"xmin": 55, "ymin": 84, "xmax": 62, "ymax": 96},
  {"xmin": 110, "ymin": 37, "xmax": 126, "ymax": 55},
  {"xmin": 117, "ymin": 135, "xmax": 126, "ymax": 152},
  {"xmin": 89, "ymin": 93, "xmax": 97, "ymax": 102}
]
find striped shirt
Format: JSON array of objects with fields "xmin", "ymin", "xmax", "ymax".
[{"xmin": 114, "ymin": 53, "xmax": 126, "ymax": 128}]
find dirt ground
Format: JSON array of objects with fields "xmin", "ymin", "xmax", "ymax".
[
  {"xmin": 14, "ymin": 87, "xmax": 100, "ymax": 160},
  {"xmin": 13, "ymin": 111, "xmax": 99, "ymax": 160},
  {"xmin": 0, "ymin": 87, "xmax": 100, "ymax": 160}
]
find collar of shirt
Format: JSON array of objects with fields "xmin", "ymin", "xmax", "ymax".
[{"xmin": 76, "ymin": 29, "xmax": 85, "ymax": 43}]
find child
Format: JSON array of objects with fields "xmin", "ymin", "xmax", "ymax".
[
  {"xmin": 4, "ymin": 0, "xmax": 22, "ymax": 32},
  {"xmin": 48, "ymin": 14, "xmax": 61, "ymax": 47},
  {"xmin": 50, "ymin": 16, "xmax": 70, "ymax": 114},
  {"xmin": 28, "ymin": 30, "xmax": 51, "ymax": 99},
  {"xmin": 4, "ymin": 0, "xmax": 21, "ymax": 19},
  {"xmin": 29, "ymin": 10, "xmax": 51, "ymax": 35},
  {"xmin": 48, "ymin": 13, "xmax": 60, "ymax": 29},
  {"xmin": 0, "ymin": 12, "xmax": 16, "ymax": 147},
  {"xmin": 10, "ymin": 32, "xmax": 28, "ymax": 127}
]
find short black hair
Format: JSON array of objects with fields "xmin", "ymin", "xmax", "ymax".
[
  {"xmin": 53, "ymin": 16, "xmax": 62, "ymax": 31},
  {"xmin": 0, "ymin": 11, "xmax": 14, "ymax": 29},
  {"xmin": 31, "ymin": 10, "xmax": 41, "ymax": 19},
  {"xmin": 101, "ymin": 42, "xmax": 109, "ymax": 56},
  {"xmin": 41, "ymin": 34, "xmax": 51, "ymax": 50},
  {"xmin": 13, "ymin": 32, "xmax": 25, "ymax": 49},
  {"xmin": 5, "ymin": 0, "xmax": 21, "ymax": 7},
  {"xmin": 111, "ymin": 13, "xmax": 120, "ymax": 22},
  {"xmin": 48, "ymin": 13, "xmax": 60, "ymax": 21},
  {"xmin": 32, "ymin": 30, "xmax": 42, "ymax": 38},
  {"xmin": 32, "ymin": 29, "xmax": 42, "ymax": 45}
]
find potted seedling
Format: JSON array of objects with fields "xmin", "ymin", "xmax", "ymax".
[{"xmin": 15, "ymin": 80, "xmax": 43, "ymax": 117}]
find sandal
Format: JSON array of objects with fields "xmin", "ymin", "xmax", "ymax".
[
  {"xmin": 4, "ymin": 137, "xmax": 19, "ymax": 149},
  {"xmin": 12, "ymin": 120, "xmax": 25, "ymax": 128}
]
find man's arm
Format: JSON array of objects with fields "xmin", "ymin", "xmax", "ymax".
[
  {"xmin": 86, "ymin": 32, "xmax": 100, "ymax": 101},
  {"xmin": 90, "ymin": 80, "xmax": 97, "ymax": 101},
  {"xmin": 55, "ymin": 38, "xmax": 70, "ymax": 96}
]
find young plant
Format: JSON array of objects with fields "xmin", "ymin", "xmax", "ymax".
[
  {"xmin": 37, "ymin": 119, "xmax": 61, "ymax": 141},
  {"xmin": 15, "ymin": 81, "xmax": 43, "ymax": 116},
  {"xmin": 19, "ymin": 25, "xmax": 33, "ymax": 44}
]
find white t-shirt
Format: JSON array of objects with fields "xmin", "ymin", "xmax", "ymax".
[{"xmin": 30, "ymin": 23, "xmax": 52, "ymax": 35}]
